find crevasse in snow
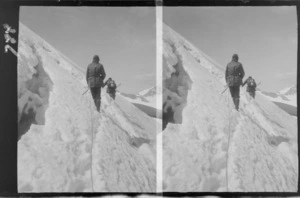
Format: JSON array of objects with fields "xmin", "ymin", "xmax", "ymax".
[
  {"xmin": 18, "ymin": 23, "xmax": 156, "ymax": 192},
  {"xmin": 162, "ymin": 24, "xmax": 298, "ymax": 192}
]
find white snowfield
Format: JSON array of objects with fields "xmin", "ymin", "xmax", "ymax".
[
  {"xmin": 138, "ymin": 86, "xmax": 163, "ymax": 110},
  {"xmin": 259, "ymin": 86, "xmax": 297, "ymax": 117},
  {"xmin": 279, "ymin": 85, "xmax": 297, "ymax": 105},
  {"xmin": 18, "ymin": 23, "xmax": 156, "ymax": 192},
  {"xmin": 120, "ymin": 86, "xmax": 162, "ymax": 119},
  {"xmin": 162, "ymin": 24, "xmax": 298, "ymax": 192},
  {"xmin": 260, "ymin": 85, "xmax": 297, "ymax": 108},
  {"xmin": 120, "ymin": 86, "xmax": 162, "ymax": 112}
]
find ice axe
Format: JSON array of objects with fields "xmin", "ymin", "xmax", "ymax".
[
  {"xmin": 221, "ymin": 85, "xmax": 228, "ymax": 94},
  {"xmin": 82, "ymin": 88, "xmax": 89, "ymax": 95}
]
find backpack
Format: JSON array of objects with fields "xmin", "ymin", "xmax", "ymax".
[
  {"xmin": 108, "ymin": 80, "xmax": 116, "ymax": 90},
  {"xmin": 247, "ymin": 78, "xmax": 255, "ymax": 87}
]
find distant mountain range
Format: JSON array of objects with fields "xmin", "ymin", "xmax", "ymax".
[
  {"xmin": 259, "ymin": 85, "xmax": 297, "ymax": 116},
  {"xmin": 120, "ymin": 85, "xmax": 297, "ymax": 118},
  {"xmin": 119, "ymin": 86, "xmax": 162, "ymax": 119}
]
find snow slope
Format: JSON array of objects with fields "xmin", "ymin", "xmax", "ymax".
[
  {"xmin": 120, "ymin": 86, "xmax": 162, "ymax": 119},
  {"xmin": 18, "ymin": 23, "xmax": 156, "ymax": 192},
  {"xmin": 138, "ymin": 86, "xmax": 162, "ymax": 110},
  {"xmin": 259, "ymin": 85, "xmax": 297, "ymax": 116},
  {"xmin": 162, "ymin": 24, "xmax": 298, "ymax": 192},
  {"xmin": 280, "ymin": 85, "xmax": 297, "ymax": 101}
]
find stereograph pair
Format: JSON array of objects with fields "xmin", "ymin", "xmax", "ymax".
[{"xmin": 0, "ymin": 3, "xmax": 298, "ymax": 194}]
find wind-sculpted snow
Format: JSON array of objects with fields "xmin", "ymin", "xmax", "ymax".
[
  {"xmin": 18, "ymin": 23, "xmax": 156, "ymax": 192},
  {"xmin": 162, "ymin": 24, "xmax": 298, "ymax": 192},
  {"xmin": 93, "ymin": 96, "xmax": 156, "ymax": 192}
]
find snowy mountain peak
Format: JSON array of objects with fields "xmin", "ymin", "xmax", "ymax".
[
  {"xmin": 119, "ymin": 85, "xmax": 162, "ymax": 119},
  {"xmin": 163, "ymin": 23, "xmax": 225, "ymax": 78},
  {"xmin": 138, "ymin": 86, "xmax": 158, "ymax": 97},
  {"xmin": 260, "ymin": 84, "xmax": 297, "ymax": 116},
  {"xmin": 280, "ymin": 85, "xmax": 297, "ymax": 96}
]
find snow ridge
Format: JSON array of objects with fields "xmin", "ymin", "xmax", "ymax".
[
  {"xmin": 18, "ymin": 23, "xmax": 156, "ymax": 192},
  {"xmin": 162, "ymin": 24, "xmax": 298, "ymax": 192},
  {"xmin": 164, "ymin": 24, "xmax": 225, "ymax": 79}
]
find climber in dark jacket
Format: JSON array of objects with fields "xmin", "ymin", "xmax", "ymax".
[
  {"xmin": 242, "ymin": 76, "xmax": 257, "ymax": 98},
  {"xmin": 86, "ymin": 55, "xmax": 106, "ymax": 112},
  {"xmin": 225, "ymin": 54, "xmax": 245, "ymax": 110},
  {"xmin": 103, "ymin": 77, "xmax": 117, "ymax": 100}
]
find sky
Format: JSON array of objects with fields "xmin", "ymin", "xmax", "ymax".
[
  {"xmin": 20, "ymin": 6, "xmax": 156, "ymax": 94},
  {"xmin": 164, "ymin": 6, "xmax": 297, "ymax": 93}
]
